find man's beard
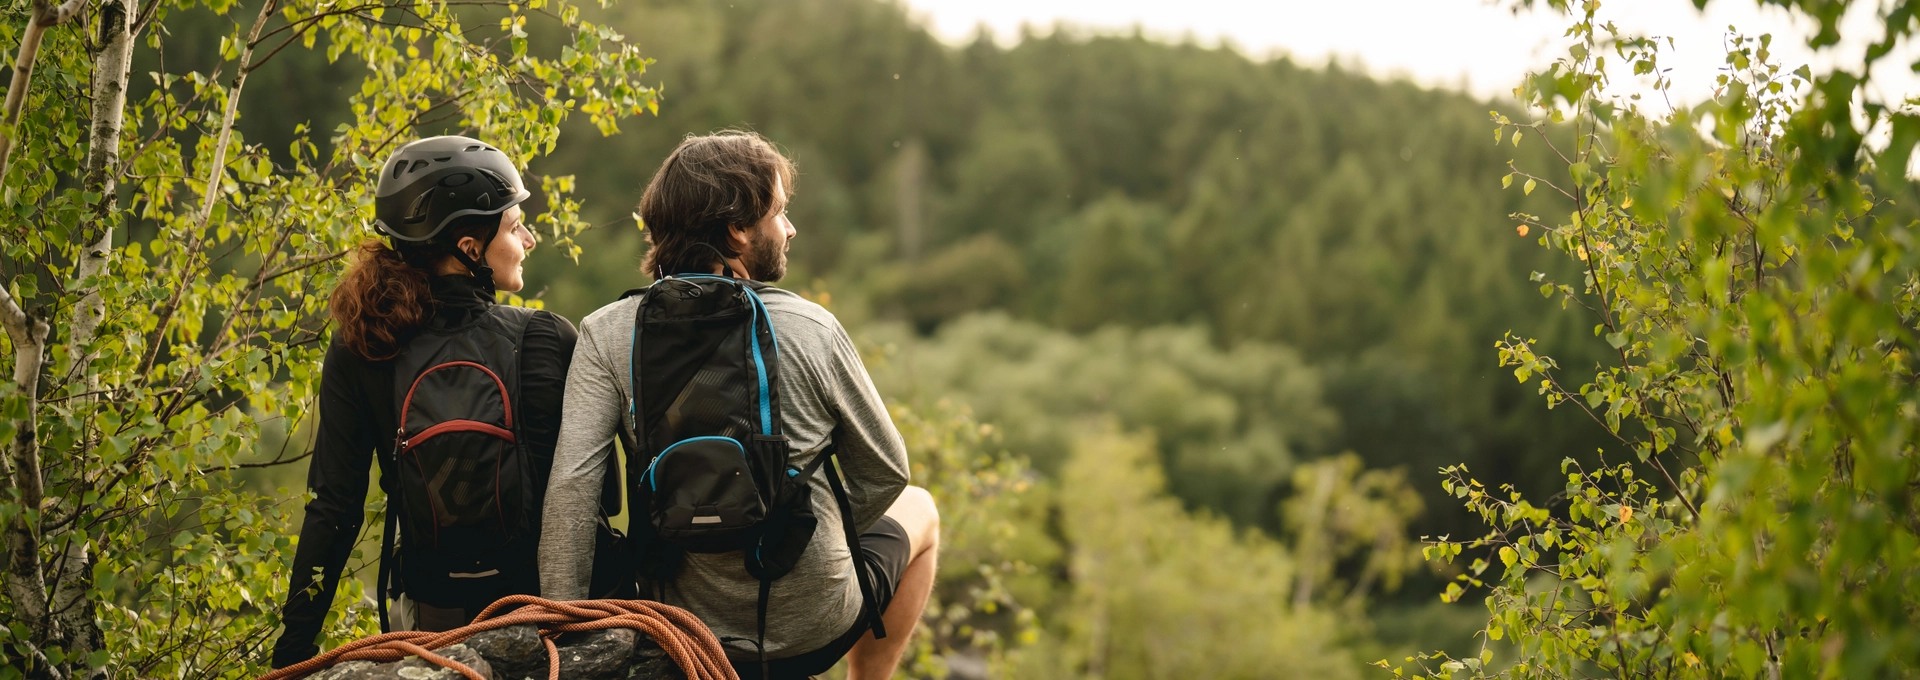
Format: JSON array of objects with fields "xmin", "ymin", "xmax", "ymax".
[{"xmin": 744, "ymin": 230, "xmax": 788, "ymax": 282}]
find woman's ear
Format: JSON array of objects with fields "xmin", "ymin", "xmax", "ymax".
[{"xmin": 456, "ymin": 235, "xmax": 482, "ymax": 260}]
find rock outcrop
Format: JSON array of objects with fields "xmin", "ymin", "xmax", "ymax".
[{"xmin": 307, "ymin": 624, "xmax": 690, "ymax": 680}]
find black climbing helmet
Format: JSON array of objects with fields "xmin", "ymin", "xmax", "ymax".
[{"xmin": 372, "ymin": 136, "xmax": 530, "ymax": 243}]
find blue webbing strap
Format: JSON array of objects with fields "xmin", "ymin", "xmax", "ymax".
[{"xmin": 671, "ymin": 274, "xmax": 779, "ymax": 436}]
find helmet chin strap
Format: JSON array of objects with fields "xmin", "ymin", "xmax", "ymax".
[{"xmin": 444, "ymin": 240, "xmax": 496, "ymax": 294}]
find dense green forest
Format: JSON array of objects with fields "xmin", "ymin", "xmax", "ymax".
[
  {"xmin": 523, "ymin": 0, "xmax": 1622, "ymax": 667},
  {"xmin": 184, "ymin": 0, "xmax": 1613, "ymax": 533},
  {"xmin": 526, "ymin": 0, "xmax": 1617, "ymax": 537}
]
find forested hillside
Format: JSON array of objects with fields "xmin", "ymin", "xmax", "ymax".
[
  {"xmin": 177, "ymin": 0, "xmax": 1610, "ymax": 541},
  {"xmin": 522, "ymin": 0, "xmax": 1615, "ymax": 541}
]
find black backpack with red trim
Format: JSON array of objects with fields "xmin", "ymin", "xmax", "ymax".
[{"xmin": 376, "ymin": 304, "xmax": 539, "ymax": 630}]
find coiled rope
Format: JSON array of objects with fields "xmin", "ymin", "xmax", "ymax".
[{"xmin": 258, "ymin": 595, "xmax": 739, "ymax": 680}]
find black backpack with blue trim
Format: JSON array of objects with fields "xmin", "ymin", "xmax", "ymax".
[{"xmin": 617, "ymin": 274, "xmax": 886, "ymax": 673}]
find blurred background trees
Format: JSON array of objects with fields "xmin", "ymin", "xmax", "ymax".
[
  {"xmin": 516, "ymin": 0, "xmax": 1618, "ymax": 673},
  {"xmin": 520, "ymin": 0, "xmax": 1618, "ymax": 541}
]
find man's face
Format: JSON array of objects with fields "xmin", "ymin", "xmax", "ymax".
[{"xmin": 742, "ymin": 175, "xmax": 796, "ymax": 282}]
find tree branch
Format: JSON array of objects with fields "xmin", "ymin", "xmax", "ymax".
[
  {"xmin": 137, "ymin": 0, "xmax": 278, "ymax": 378},
  {"xmin": 0, "ymin": 0, "xmax": 90, "ymax": 179}
]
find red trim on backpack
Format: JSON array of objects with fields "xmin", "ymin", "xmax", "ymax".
[
  {"xmin": 398, "ymin": 361, "xmax": 514, "ymax": 430},
  {"xmin": 399, "ymin": 420, "xmax": 517, "ymax": 451},
  {"xmin": 394, "ymin": 360, "xmax": 516, "ymax": 550}
]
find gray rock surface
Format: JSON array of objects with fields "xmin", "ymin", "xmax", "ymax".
[
  {"xmin": 309, "ymin": 644, "xmax": 491, "ymax": 680},
  {"xmin": 302, "ymin": 626, "xmax": 690, "ymax": 680},
  {"xmin": 554, "ymin": 629, "xmax": 636, "ymax": 679},
  {"xmin": 466, "ymin": 624, "xmax": 546, "ymax": 680}
]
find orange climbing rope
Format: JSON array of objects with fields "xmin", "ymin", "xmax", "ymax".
[{"xmin": 258, "ymin": 595, "xmax": 740, "ymax": 680}]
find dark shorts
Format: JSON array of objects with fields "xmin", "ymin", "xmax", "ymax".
[{"xmin": 733, "ymin": 515, "xmax": 912, "ymax": 680}]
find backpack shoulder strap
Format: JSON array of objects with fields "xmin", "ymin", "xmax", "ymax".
[
  {"xmin": 488, "ymin": 304, "xmax": 539, "ymax": 435},
  {"xmin": 739, "ymin": 283, "xmax": 785, "ymax": 437},
  {"xmin": 376, "ymin": 503, "xmax": 398, "ymax": 633},
  {"xmin": 820, "ymin": 446, "xmax": 888, "ymax": 641},
  {"xmin": 487, "ymin": 303, "xmax": 539, "ymax": 339},
  {"xmin": 624, "ymin": 289, "xmax": 649, "ymax": 449}
]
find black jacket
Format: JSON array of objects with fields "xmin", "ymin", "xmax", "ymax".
[{"xmin": 271, "ymin": 275, "xmax": 576, "ymax": 667}]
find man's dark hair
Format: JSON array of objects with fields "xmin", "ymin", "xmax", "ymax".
[{"xmin": 639, "ymin": 131, "xmax": 795, "ymax": 278}]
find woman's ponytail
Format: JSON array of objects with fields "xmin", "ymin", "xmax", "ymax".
[{"xmin": 331, "ymin": 240, "xmax": 433, "ymax": 361}]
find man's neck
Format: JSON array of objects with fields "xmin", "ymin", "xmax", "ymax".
[{"xmin": 714, "ymin": 257, "xmax": 755, "ymax": 282}]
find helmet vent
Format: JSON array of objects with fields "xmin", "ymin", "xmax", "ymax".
[
  {"xmin": 409, "ymin": 160, "xmax": 430, "ymax": 174},
  {"xmin": 391, "ymin": 163, "xmax": 406, "ymax": 180},
  {"xmin": 476, "ymin": 193, "xmax": 493, "ymax": 209},
  {"xmin": 405, "ymin": 189, "xmax": 436, "ymax": 223},
  {"xmin": 474, "ymin": 168, "xmax": 514, "ymax": 196},
  {"xmin": 464, "ymin": 145, "xmax": 482, "ymax": 152},
  {"xmin": 434, "ymin": 156, "xmax": 451, "ymax": 162}
]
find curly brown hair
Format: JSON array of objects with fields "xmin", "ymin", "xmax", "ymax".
[{"xmin": 330, "ymin": 214, "xmax": 500, "ymax": 360}]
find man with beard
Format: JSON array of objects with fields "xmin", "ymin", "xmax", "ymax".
[{"xmin": 539, "ymin": 131, "xmax": 938, "ymax": 680}]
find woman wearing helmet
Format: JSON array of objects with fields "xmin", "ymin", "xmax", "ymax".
[{"xmin": 271, "ymin": 137, "xmax": 577, "ymax": 667}]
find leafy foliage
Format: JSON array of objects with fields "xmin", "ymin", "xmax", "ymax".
[
  {"xmin": 1284, "ymin": 453, "xmax": 1426, "ymax": 612},
  {"xmin": 1390, "ymin": 1, "xmax": 1920, "ymax": 677},
  {"xmin": 862, "ymin": 312, "xmax": 1334, "ymax": 531},
  {"xmin": 884, "ymin": 402, "xmax": 1043, "ymax": 679},
  {"xmin": 512, "ymin": 0, "xmax": 1612, "ymax": 547},
  {"xmin": 1002, "ymin": 427, "xmax": 1361, "ymax": 680},
  {"xmin": 0, "ymin": 0, "xmax": 654, "ymax": 673}
]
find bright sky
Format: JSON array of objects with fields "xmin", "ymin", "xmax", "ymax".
[{"xmin": 901, "ymin": 0, "xmax": 1920, "ymax": 107}]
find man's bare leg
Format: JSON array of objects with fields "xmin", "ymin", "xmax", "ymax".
[{"xmin": 846, "ymin": 485, "xmax": 939, "ymax": 680}]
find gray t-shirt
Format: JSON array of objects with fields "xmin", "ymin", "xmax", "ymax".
[{"xmin": 539, "ymin": 285, "xmax": 910, "ymax": 658}]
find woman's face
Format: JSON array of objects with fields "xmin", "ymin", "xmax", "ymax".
[{"xmin": 457, "ymin": 205, "xmax": 536, "ymax": 291}]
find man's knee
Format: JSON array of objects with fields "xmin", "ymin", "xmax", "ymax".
[{"xmin": 888, "ymin": 485, "xmax": 939, "ymax": 554}]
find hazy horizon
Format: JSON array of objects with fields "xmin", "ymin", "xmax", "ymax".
[{"xmin": 902, "ymin": 0, "xmax": 1920, "ymax": 106}]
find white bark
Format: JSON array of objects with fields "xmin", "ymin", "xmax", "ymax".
[
  {"xmin": 192, "ymin": 0, "xmax": 276, "ymax": 236},
  {"xmin": 49, "ymin": 0, "xmax": 139, "ymax": 671},
  {"xmin": 0, "ymin": 0, "xmax": 88, "ymax": 176},
  {"xmin": 0, "ymin": 279, "xmax": 50, "ymax": 658},
  {"xmin": 68, "ymin": 0, "xmax": 136, "ymax": 366},
  {"xmin": 139, "ymin": 0, "xmax": 275, "ymax": 375}
]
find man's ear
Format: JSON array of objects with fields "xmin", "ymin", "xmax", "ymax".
[{"xmin": 726, "ymin": 223, "xmax": 754, "ymax": 253}]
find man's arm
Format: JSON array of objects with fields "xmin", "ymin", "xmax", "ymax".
[
  {"xmin": 538, "ymin": 312, "xmax": 622, "ymax": 601},
  {"xmin": 815, "ymin": 317, "xmax": 911, "ymax": 533}
]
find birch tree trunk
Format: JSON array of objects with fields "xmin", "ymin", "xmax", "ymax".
[
  {"xmin": 46, "ymin": 0, "xmax": 140, "ymax": 671},
  {"xmin": 0, "ymin": 0, "xmax": 86, "ymax": 175},
  {"xmin": 0, "ymin": 286, "xmax": 51, "ymax": 676},
  {"xmin": 3, "ymin": 1, "xmax": 88, "ymax": 675}
]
